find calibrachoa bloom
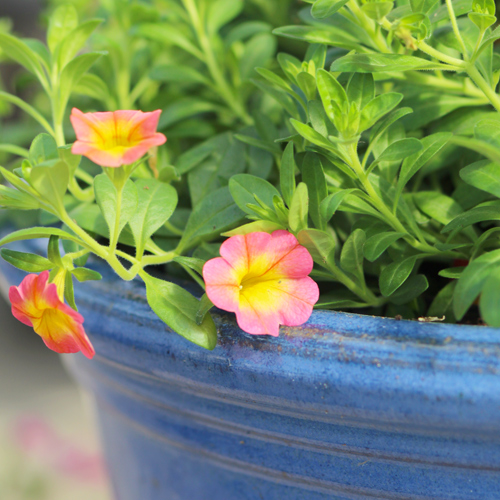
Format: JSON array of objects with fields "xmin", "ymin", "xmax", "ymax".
[
  {"xmin": 70, "ymin": 108, "xmax": 166, "ymax": 167},
  {"xmin": 9, "ymin": 271, "xmax": 95, "ymax": 358},
  {"xmin": 203, "ymin": 230, "xmax": 319, "ymax": 336}
]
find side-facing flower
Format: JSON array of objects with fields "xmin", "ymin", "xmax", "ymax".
[
  {"xmin": 9, "ymin": 271, "xmax": 95, "ymax": 358},
  {"xmin": 203, "ymin": 230, "xmax": 319, "ymax": 336},
  {"xmin": 70, "ymin": 108, "xmax": 166, "ymax": 168}
]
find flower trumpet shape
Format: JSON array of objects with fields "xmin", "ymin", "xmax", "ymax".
[
  {"xmin": 203, "ymin": 230, "xmax": 319, "ymax": 336},
  {"xmin": 71, "ymin": 108, "xmax": 166, "ymax": 167},
  {"xmin": 9, "ymin": 271, "xmax": 95, "ymax": 358}
]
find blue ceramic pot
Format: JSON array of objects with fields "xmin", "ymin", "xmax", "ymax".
[{"xmin": 1, "ymin": 245, "xmax": 500, "ymax": 500}]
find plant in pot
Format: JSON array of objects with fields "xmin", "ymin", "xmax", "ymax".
[{"xmin": 0, "ymin": 0, "xmax": 500, "ymax": 498}]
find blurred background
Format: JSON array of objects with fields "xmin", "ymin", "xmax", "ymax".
[{"xmin": 0, "ymin": 1, "xmax": 111, "ymax": 498}]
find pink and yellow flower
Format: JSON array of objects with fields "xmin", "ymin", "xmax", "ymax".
[
  {"xmin": 70, "ymin": 108, "xmax": 166, "ymax": 168},
  {"xmin": 203, "ymin": 230, "xmax": 319, "ymax": 336},
  {"xmin": 9, "ymin": 271, "xmax": 95, "ymax": 358}
]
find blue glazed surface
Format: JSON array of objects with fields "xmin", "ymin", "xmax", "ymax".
[{"xmin": 1, "ymin": 242, "xmax": 500, "ymax": 500}]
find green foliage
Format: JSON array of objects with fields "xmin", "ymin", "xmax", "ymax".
[{"xmin": 3, "ymin": 0, "xmax": 500, "ymax": 351}]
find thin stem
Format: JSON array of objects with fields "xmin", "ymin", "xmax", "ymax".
[
  {"xmin": 68, "ymin": 177, "xmax": 94, "ymax": 202},
  {"xmin": 0, "ymin": 92, "xmax": 56, "ymax": 137},
  {"xmin": 179, "ymin": 262, "xmax": 206, "ymax": 290},
  {"xmin": 141, "ymin": 250, "xmax": 178, "ymax": 267},
  {"xmin": 466, "ymin": 64, "xmax": 500, "ymax": 112},
  {"xmin": 417, "ymin": 41, "xmax": 466, "ymax": 69},
  {"xmin": 445, "ymin": 0, "xmax": 469, "ymax": 60}
]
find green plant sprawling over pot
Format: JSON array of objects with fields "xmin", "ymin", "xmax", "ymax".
[{"xmin": 1, "ymin": 0, "xmax": 500, "ymax": 356}]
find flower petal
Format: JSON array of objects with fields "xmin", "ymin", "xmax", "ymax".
[{"xmin": 203, "ymin": 257, "xmax": 240, "ymax": 312}]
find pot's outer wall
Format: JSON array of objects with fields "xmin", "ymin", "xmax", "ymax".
[{"xmin": 1, "ymin": 250, "xmax": 500, "ymax": 500}]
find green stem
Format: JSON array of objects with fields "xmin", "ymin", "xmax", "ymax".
[
  {"xmin": 68, "ymin": 177, "xmax": 94, "ymax": 202},
  {"xmin": 348, "ymin": 145, "xmax": 439, "ymax": 254},
  {"xmin": 182, "ymin": 0, "xmax": 252, "ymax": 125},
  {"xmin": 466, "ymin": 64, "xmax": 500, "ymax": 113},
  {"xmin": 417, "ymin": 41, "xmax": 466, "ymax": 69},
  {"xmin": 347, "ymin": 0, "xmax": 390, "ymax": 53},
  {"xmin": 0, "ymin": 92, "xmax": 56, "ymax": 137},
  {"xmin": 141, "ymin": 250, "xmax": 178, "ymax": 267},
  {"xmin": 445, "ymin": 0, "xmax": 469, "ymax": 60}
]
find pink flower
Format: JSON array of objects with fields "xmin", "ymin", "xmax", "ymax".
[
  {"xmin": 70, "ymin": 108, "xmax": 166, "ymax": 167},
  {"xmin": 9, "ymin": 271, "xmax": 95, "ymax": 358},
  {"xmin": 203, "ymin": 230, "xmax": 319, "ymax": 336}
]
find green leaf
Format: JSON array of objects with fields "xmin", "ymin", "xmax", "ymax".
[
  {"xmin": 454, "ymin": 249, "xmax": 500, "ymax": 319},
  {"xmin": 280, "ymin": 142, "xmax": 296, "ymax": 207},
  {"xmin": 479, "ymin": 267, "xmax": 500, "ymax": 326},
  {"xmin": 428, "ymin": 281, "xmax": 457, "ymax": 321},
  {"xmin": 442, "ymin": 204, "xmax": 500, "ymax": 234},
  {"xmin": 301, "ymin": 153, "xmax": 328, "ymax": 229},
  {"xmin": 196, "ymin": 293, "xmax": 214, "ymax": 326},
  {"xmin": 316, "ymin": 69, "xmax": 347, "ymax": 122},
  {"xmin": 72, "ymin": 268, "xmax": 102, "ymax": 282},
  {"xmin": 390, "ymin": 274, "xmax": 428, "ymax": 305},
  {"xmin": 373, "ymin": 138, "xmax": 423, "ymax": 165},
  {"xmin": 175, "ymin": 133, "xmax": 232, "ymax": 175},
  {"xmin": 289, "ymin": 182, "xmax": 309, "ymax": 232},
  {"xmin": 179, "ymin": 187, "xmax": 244, "ymax": 251},
  {"xmin": 64, "ymin": 271, "xmax": 77, "ymax": 311},
  {"xmin": 468, "ymin": 12, "xmax": 496, "ymax": 31},
  {"xmin": 47, "ymin": 5, "xmax": 78, "ymax": 53},
  {"xmin": 402, "ymin": 93, "xmax": 482, "ymax": 131},
  {"xmin": 380, "ymin": 256, "xmax": 418, "ymax": 296},
  {"xmin": 396, "ymin": 132, "xmax": 452, "ymax": 202},
  {"xmin": 29, "ymin": 133, "xmax": 58, "ymax": 166},
  {"xmin": 290, "ymin": 119, "xmax": 334, "ymax": 151},
  {"xmin": 359, "ymin": 93, "xmax": 403, "ymax": 132},
  {"xmin": 30, "ymin": 160, "xmax": 69, "ymax": 211},
  {"xmin": 0, "ymin": 185, "xmax": 40, "ymax": 210},
  {"xmin": 297, "ymin": 228, "xmax": 336, "ymax": 268},
  {"xmin": 369, "ymin": 107, "xmax": 413, "ymax": 146},
  {"xmin": 239, "ymin": 33, "xmax": 276, "ymax": 81},
  {"xmin": 347, "ymin": 73, "xmax": 374, "ymax": 111},
  {"xmin": 142, "ymin": 273, "xmax": 217, "ymax": 350},
  {"xmin": 340, "ymin": 228, "xmax": 366, "ymax": 285},
  {"xmin": 222, "ymin": 220, "xmax": 284, "ymax": 236},
  {"xmin": 364, "ymin": 231, "xmax": 406, "ymax": 262},
  {"xmin": 129, "ymin": 179, "xmax": 178, "ymax": 255},
  {"xmin": 320, "ymin": 189, "xmax": 355, "ymax": 222},
  {"xmin": 207, "ymin": 0, "xmax": 243, "ymax": 34},
  {"xmin": 0, "ymin": 33, "xmax": 45, "ymax": 79},
  {"xmin": 311, "ymin": 0, "xmax": 350, "ymax": 18},
  {"xmin": 56, "ymin": 19, "xmax": 102, "ymax": 70},
  {"xmin": 229, "ymin": 174, "xmax": 281, "ymax": 215},
  {"xmin": 439, "ymin": 267, "xmax": 465, "ymax": 279},
  {"xmin": 172, "ymin": 256, "xmax": 206, "ymax": 276},
  {"xmin": 94, "ymin": 174, "xmax": 138, "ymax": 241},
  {"xmin": 331, "ymin": 53, "xmax": 453, "ymax": 73},
  {"xmin": 476, "ymin": 25, "xmax": 500, "ymax": 59},
  {"xmin": 58, "ymin": 52, "xmax": 104, "ymax": 116},
  {"xmin": 459, "ymin": 160, "xmax": 500, "ymax": 198},
  {"xmin": 414, "ymin": 191, "xmax": 465, "ymax": 225},
  {"xmin": 0, "ymin": 227, "xmax": 88, "ymax": 249},
  {"xmin": 48, "ymin": 235, "xmax": 63, "ymax": 267},
  {"xmin": 73, "ymin": 73, "xmax": 110, "ymax": 102},
  {"xmin": 58, "ymin": 145, "xmax": 81, "ymax": 176},
  {"xmin": 0, "ymin": 249, "xmax": 53, "ymax": 273},
  {"xmin": 362, "ymin": 1, "xmax": 394, "ymax": 20},
  {"xmin": 150, "ymin": 64, "xmax": 209, "ymax": 85}
]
